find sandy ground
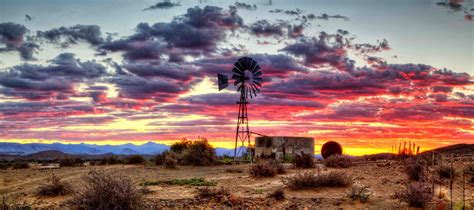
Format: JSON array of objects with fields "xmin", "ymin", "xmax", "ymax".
[{"xmin": 1, "ymin": 160, "xmax": 473, "ymax": 209}]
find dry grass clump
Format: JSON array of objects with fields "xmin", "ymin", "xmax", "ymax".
[
  {"xmin": 196, "ymin": 187, "xmax": 231, "ymax": 198},
  {"xmin": 70, "ymin": 170, "xmax": 142, "ymax": 210},
  {"xmin": 404, "ymin": 158, "xmax": 426, "ymax": 181},
  {"xmin": 267, "ymin": 188, "xmax": 285, "ymax": 200},
  {"xmin": 396, "ymin": 182, "xmax": 431, "ymax": 208},
  {"xmin": 293, "ymin": 153, "xmax": 315, "ymax": 168},
  {"xmin": 224, "ymin": 168, "xmax": 244, "ymax": 173},
  {"xmin": 249, "ymin": 160, "xmax": 285, "ymax": 178},
  {"xmin": 37, "ymin": 174, "xmax": 72, "ymax": 196},
  {"xmin": 323, "ymin": 155, "xmax": 353, "ymax": 168},
  {"xmin": 163, "ymin": 153, "xmax": 178, "ymax": 169},
  {"xmin": 346, "ymin": 184, "xmax": 371, "ymax": 202},
  {"xmin": 436, "ymin": 165, "xmax": 456, "ymax": 179},
  {"xmin": 282, "ymin": 171, "xmax": 352, "ymax": 189}
]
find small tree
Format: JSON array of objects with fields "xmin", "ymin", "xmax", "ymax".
[
  {"xmin": 180, "ymin": 139, "xmax": 216, "ymax": 166},
  {"xmin": 170, "ymin": 139, "xmax": 191, "ymax": 154}
]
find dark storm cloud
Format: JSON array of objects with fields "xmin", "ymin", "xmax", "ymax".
[
  {"xmin": 0, "ymin": 22, "xmax": 39, "ymax": 60},
  {"xmin": 123, "ymin": 62, "xmax": 199, "ymax": 81},
  {"xmin": 0, "ymin": 53, "xmax": 108, "ymax": 100},
  {"xmin": 143, "ymin": 1, "xmax": 180, "ymax": 10},
  {"xmin": 280, "ymin": 33, "xmax": 354, "ymax": 72},
  {"xmin": 100, "ymin": 6, "xmax": 243, "ymax": 61},
  {"xmin": 234, "ymin": 2, "xmax": 257, "ymax": 11},
  {"xmin": 431, "ymin": 86, "xmax": 453, "ymax": 93},
  {"xmin": 111, "ymin": 74, "xmax": 195, "ymax": 101},
  {"xmin": 249, "ymin": 20, "xmax": 284, "ymax": 37},
  {"xmin": 37, "ymin": 25, "xmax": 104, "ymax": 47}
]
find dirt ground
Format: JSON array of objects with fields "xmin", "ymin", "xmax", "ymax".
[{"xmin": 1, "ymin": 160, "xmax": 473, "ymax": 209}]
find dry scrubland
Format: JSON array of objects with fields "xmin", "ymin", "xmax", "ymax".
[
  {"xmin": 1, "ymin": 156, "xmax": 474, "ymax": 209},
  {"xmin": 1, "ymin": 141, "xmax": 474, "ymax": 209}
]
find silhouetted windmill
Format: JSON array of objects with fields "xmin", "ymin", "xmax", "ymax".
[{"xmin": 217, "ymin": 57, "xmax": 263, "ymax": 161}]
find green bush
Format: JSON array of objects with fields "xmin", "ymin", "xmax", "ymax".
[
  {"xmin": 179, "ymin": 139, "xmax": 216, "ymax": 166},
  {"xmin": 324, "ymin": 155, "xmax": 353, "ymax": 168},
  {"xmin": 170, "ymin": 139, "xmax": 191, "ymax": 153}
]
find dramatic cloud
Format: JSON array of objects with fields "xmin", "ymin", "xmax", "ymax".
[
  {"xmin": 234, "ymin": 2, "xmax": 257, "ymax": 11},
  {"xmin": 0, "ymin": 22, "xmax": 39, "ymax": 60},
  {"xmin": 37, "ymin": 25, "xmax": 104, "ymax": 47},
  {"xmin": 143, "ymin": 1, "xmax": 180, "ymax": 10},
  {"xmin": 0, "ymin": 53, "xmax": 108, "ymax": 100}
]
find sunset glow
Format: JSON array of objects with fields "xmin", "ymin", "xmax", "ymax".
[{"xmin": 0, "ymin": 0, "xmax": 473, "ymax": 156}]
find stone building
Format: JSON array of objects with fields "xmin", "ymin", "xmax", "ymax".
[{"xmin": 254, "ymin": 136, "xmax": 314, "ymax": 160}]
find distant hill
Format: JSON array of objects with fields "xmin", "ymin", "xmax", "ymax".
[
  {"xmin": 420, "ymin": 143, "xmax": 474, "ymax": 156},
  {"xmin": 0, "ymin": 142, "xmax": 241, "ymax": 157}
]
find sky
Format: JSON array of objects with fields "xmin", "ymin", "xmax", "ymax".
[{"xmin": 0, "ymin": 0, "xmax": 473, "ymax": 155}]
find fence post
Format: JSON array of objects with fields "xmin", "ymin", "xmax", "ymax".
[
  {"xmin": 450, "ymin": 153, "xmax": 453, "ymax": 210},
  {"xmin": 462, "ymin": 168, "xmax": 465, "ymax": 210},
  {"xmin": 432, "ymin": 149, "xmax": 435, "ymax": 196}
]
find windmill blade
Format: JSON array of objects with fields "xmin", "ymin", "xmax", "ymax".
[
  {"xmin": 250, "ymin": 84, "xmax": 258, "ymax": 97},
  {"xmin": 249, "ymin": 60, "xmax": 257, "ymax": 72},
  {"xmin": 253, "ymin": 71, "xmax": 262, "ymax": 77},
  {"xmin": 253, "ymin": 80, "xmax": 262, "ymax": 87},
  {"xmin": 234, "ymin": 60, "xmax": 245, "ymax": 72},
  {"xmin": 232, "ymin": 67, "xmax": 243, "ymax": 76},
  {"xmin": 251, "ymin": 65, "xmax": 260, "ymax": 73},
  {"xmin": 231, "ymin": 74, "xmax": 240, "ymax": 80},
  {"xmin": 250, "ymin": 82, "xmax": 260, "ymax": 93}
]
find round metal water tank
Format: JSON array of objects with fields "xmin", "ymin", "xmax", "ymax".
[{"xmin": 321, "ymin": 141, "xmax": 342, "ymax": 159}]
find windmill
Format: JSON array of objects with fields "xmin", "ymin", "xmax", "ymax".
[{"xmin": 217, "ymin": 57, "xmax": 263, "ymax": 161}]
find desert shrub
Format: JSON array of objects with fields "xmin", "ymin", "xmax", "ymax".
[
  {"xmin": 267, "ymin": 188, "xmax": 285, "ymax": 200},
  {"xmin": 249, "ymin": 160, "xmax": 284, "ymax": 177},
  {"xmin": 436, "ymin": 165, "xmax": 456, "ymax": 179},
  {"xmin": 282, "ymin": 171, "xmax": 352, "ymax": 189},
  {"xmin": 144, "ymin": 177, "xmax": 216, "ymax": 187},
  {"xmin": 324, "ymin": 155, "xmax": 353, "ymax": 168},
  {"xmin": 196, "ymin": 187, "xmax": 231, "ymax": 199},
  {"xmin": 216, "ymin": 156, "xmax": 233, "ymax": 165},
  {"xmin": 396, "ymin": 182, "xmax": 431, "ymax": 208},
  {"xmin": 0, "ymin": 162, "xmax": 11, "ymax": 170},
  {"xmin": 71, "ymin": 170, "xmax": 142, "ymax": 210},
  {"xmin": 179, "ymin": 139, "xmax": 216, "ymax": 166},
  {"xmin": 163, "ymin": 152, "xmax": 178, "ymax": 169},
  {"xmin": 125, "ymin": 155, "xmax": 145, "ymax": 165},
  {"xmin": 37, "ymin": 174, "xmax": 71, "ymax": 196},
  {"xmin": 347, "ymin": 184, "xmax": 371, "ymax": 202},
  {"xmin": 11, "ymin": 161, "xmax": 29, "ymax": 169},
  {"xmin": 293, "ymin": 153, "xmax": 315, "ymax": 168},
  {"xmin": 170, "ymin": 139, "xmax": 191, "ymax": 153},
  {"xmin": 405, "ymin": 158, "xmax": 426, "ymax": 181},
  {"xmin": 59, "ymin": 158, "xmax": 84, "ymax": 167},
  {"xmin": 155, "ymin": 152, "xmax": 166, "ymax": 166},
  {"xmin": 224, "ymin": 168, "xmax": 244, "ymax": 173}
]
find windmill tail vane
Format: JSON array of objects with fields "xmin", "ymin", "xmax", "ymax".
[{"xmin": 217, "ymin": 57, "xmax": 262, "ymax": 162}]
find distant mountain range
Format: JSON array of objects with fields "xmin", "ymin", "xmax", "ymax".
[{"xmin": 0, "ymin": 142, "xmax": 242, "ymax": 156}]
